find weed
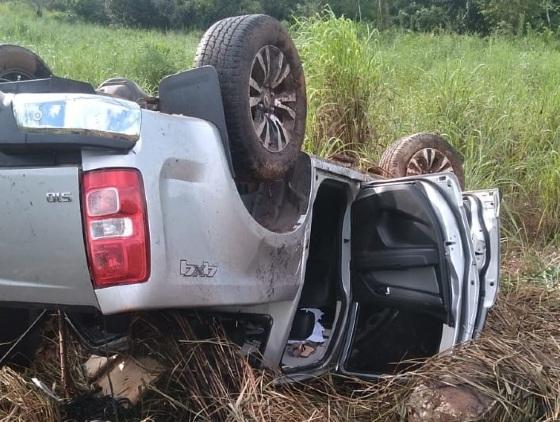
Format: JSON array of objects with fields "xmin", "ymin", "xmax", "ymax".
[{"xmin": 293, "ymin": 11, "xmax": 385, "ymax": 159}]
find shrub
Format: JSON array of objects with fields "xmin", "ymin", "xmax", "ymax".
[
  {"xmin": 66, "ymin": 0, "xmax": 107, "ymax": 23},
  {"xmin": 104, "ymin": 0, "xmax": 168, "ymax": 28}
]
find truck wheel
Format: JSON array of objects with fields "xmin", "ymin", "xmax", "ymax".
[
  {"xmin": 195, "ymin": 15, "xmax": 306, "ymax": 181},
  {"xmin": 0, "ymin": 44, "xmax": 52, "ymax": 82},
  {"xmin": 379, "ymin": 133, "xmax": 465, "ymax": 188}
]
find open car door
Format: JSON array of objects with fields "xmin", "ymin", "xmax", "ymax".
[{"xmin": 339, "ymin": 173, "xmax": 497, "ymax": 378}]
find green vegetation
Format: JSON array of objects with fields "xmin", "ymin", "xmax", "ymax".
[
  {"xmin": 0, "ymin": 3, "xmax": 198, "ymax": 91},
  {"xmin": 1, "ymin": 3, "xmax": 559, "ymax": 247},
  {"xmin": 296, "ymin": 14, "xmax": 560, "ymax": 246},
  {"xmin": 26, "ymin": 0, "xmax": 560, "ymax": 35}
]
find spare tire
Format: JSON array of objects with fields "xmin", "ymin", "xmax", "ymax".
[
  {"xmin": 195, "ymin": 15, "xmax": 306, "ymax": 181},
  {"xmin": 379, "ymin": 133, "xmax": 465, "ymax": 188},
  {"xmin": 0, "ymin": 44, "xmax": 52, "ymax": 82}
]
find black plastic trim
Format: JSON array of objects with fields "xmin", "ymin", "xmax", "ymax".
[
  {"xmin": 0, "ymin": 76, "xmax": 95, "ymax": 94},
  {"xmin": 159, "ymin": 66, "xmax": 234, "ymax": 176}
]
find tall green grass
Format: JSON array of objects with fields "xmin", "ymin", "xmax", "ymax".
[
  {"xmin": 293, "ymin": 16, "xmax": 384, "ymax": 160},
  {"xmin": 0, "ymin": 3, "xmax": 199, "ymax": 91},
  {"xmin": 0, "ymin": 4, "xmax": 558, "ymax": 245},
  {"xmin": 295, "ymin": 14, "xmax": 560, "ymax": 245}
]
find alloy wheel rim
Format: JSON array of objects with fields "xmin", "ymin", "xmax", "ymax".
[
  {"xmin": 405, "ymin": 148, "xmax": 454, "ymax": 176},
  {"xmin": 249, "ymin": 45, "xmax": 296, "ymax": 153}
]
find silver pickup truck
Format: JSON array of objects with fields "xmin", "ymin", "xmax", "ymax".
[{"xmin": 0, "ymin": 15, "xmax": 499, "ymax": 380}]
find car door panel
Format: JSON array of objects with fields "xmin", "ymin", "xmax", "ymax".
[{"xmin": 339, "ymin": 173, "xmax": 481, "ymax": 378}]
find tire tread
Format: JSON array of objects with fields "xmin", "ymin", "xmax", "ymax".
[{"xmin": 195, "ymin": 15, "xmax": 305, "ymax": 180}]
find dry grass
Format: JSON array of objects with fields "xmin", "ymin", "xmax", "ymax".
[
  {"xmin": 405, "ymin": 284, "xmax": 560, "ymax": 421},
  {"xmin": 0, "ymin": 282, "xmax": 558, "ymax": 421},
  {"xmin": 0, "ymin": 366, "xmax": 59, "ymax": 421}
]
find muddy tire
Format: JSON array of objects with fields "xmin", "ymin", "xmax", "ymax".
[
  {"xmin": 195, "ymin": 15, "xmax": 306, "ymax": 181},
  {"xmin": 379, "ymin": 133, "xmax": 465, "ymax": 188},
  {"xmin": 0, "ymin": 44, "xmax": 52, "ymax": 82}
]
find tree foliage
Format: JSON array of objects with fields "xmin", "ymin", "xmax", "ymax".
[{"xmin": 30, "ymin": 0, "xmax": 560, "ymax": 34}]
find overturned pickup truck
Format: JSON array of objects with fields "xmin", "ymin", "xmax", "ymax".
[{"xmin": 0, "ymin": 15, "xmax": 499, "ymax": 380}]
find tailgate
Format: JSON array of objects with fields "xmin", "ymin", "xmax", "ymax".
[{"xmin": 0, "ymin": 167, "xmax": 98, "ymax": 307}]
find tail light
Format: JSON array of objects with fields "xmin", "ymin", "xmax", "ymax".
[{"xmin": 81, "ymin": 169, "xmax": 150, "ymax": 288}]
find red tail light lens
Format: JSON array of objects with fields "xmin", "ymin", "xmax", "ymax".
[{"xmin": 82, "ymin": 169, "xmax": 150, "ymax": 288}]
